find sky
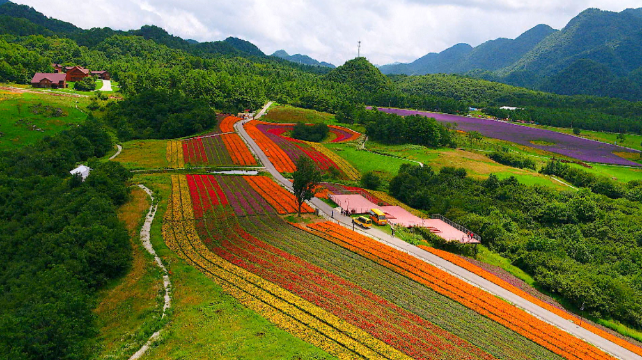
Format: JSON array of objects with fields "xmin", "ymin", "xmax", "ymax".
[{"xmin": 13, "ymin": 0, "xmax": 642, "ymax": 66}]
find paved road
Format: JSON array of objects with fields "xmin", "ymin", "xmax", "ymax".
[
  {"xmin": 99, "ymin": 79, "xmax": 112, "ymax": 92},
  {"xmin": 235, "ymin": 107, "xmax": 641, "ymax": 360}
]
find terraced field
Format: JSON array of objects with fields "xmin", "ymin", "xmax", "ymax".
[{"xmin": 163, "ymin": 173, "xmax": 617, "ymax": 360}]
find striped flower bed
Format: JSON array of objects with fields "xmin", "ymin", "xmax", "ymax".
[
  {"xmin": 301, "ymin": 221, "xmax": 616, "ymax": 360},
  {"xmin": 162, "ymin": 174, "xmax": 600, "ymax": 360}
]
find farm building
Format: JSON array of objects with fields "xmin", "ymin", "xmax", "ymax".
[
  {"xmin": 31, "ymin": 73, "xmax": 67, "ymax": 89},
  {"xmin": 91, "ymin": 71, "xmax": 110, "ymax": 80},
  {"xmin": 65, "ymin": 66, "xmax": 90, "ymax": 82},
  {"xmin": 70, "ymin": 165, "xmax": 92, "ymax": 181}
]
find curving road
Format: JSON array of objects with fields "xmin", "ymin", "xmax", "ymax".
[{"xmin": 235, "ymin": 103, "xmax": 641, "ymax": 360}]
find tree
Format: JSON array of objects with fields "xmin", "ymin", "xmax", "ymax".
[
  {"xmin": 573, "ymin": 127, "xmax": 581, "ymax": 135},
  {"xmin": 361, "ymin": 171, "xmax": 382, "ymax": 190},
  {"xmin": 74, "ymin": 76, "xmax": 96, "ymax": 91},
  {"xmin": 292, "ymin": 156, "xmax": 322, "ymax": 215}
]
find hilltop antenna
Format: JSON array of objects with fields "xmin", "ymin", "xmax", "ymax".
[{"xmin": 358, "ymin": 41, "xmax": 361, "ymax": 58}]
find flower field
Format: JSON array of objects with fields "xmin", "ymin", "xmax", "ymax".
[
  {"xmin": 181, "ymin": 134, "xmax": 257, "ymax": 167},
  {"xmin": 300, "ymin": 221, "xmax": 616, "ymax": 360},
  {"xmin": 245, "ymin": 121, "xmax": 296, "ymax": 173},
  {"xmin": 374, "ymin": 107, "xmax": 641, "ymax": 167},
  {"xmin": 328, "ymin": 125, "xmax": 361, "ymax": 143},
  {"xmin": 243, "ymin": 175, "xmax": 314, "ymax": 214},
  {"xmin": 164, "ymin": 175, "xmax": 409, "ymax": 360},
  {"xmin": 420, "ymin": 246, "xmax": 642, "ymax": 359},
  {"xmin": 160, "ymin": 173, "xmax": 602, "ymax": 360},
  {"xmin": 220, "ymin": 115, "xmax": 244, "ymax": 133},
  {"xmin": 245, "ymin": 120, "xmax": 358, "ymax": 178},
  {"xmin": 166, "ymin": 140, "xmax": 185, "ymax": 168}
]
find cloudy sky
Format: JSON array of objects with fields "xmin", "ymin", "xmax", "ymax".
[{"xmin": 13, "ymin": 0, "xmax": 642, "ymax": 66}]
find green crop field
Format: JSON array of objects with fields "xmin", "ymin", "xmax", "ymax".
[
  {"xmin": 0, "ymin": 90, "xmax": 91, "ymax": 150},
  {"xmin": 325, "ymin": 142, "xmax": 415, "ymax": 179}
]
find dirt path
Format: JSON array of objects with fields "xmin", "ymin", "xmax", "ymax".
[
  {"xmin": 109, "ymin": 144, "xmax": 122, "ymax": 160},
  {"xmin": 236, "ymin": 102, "xmax": 641, "ymax": 360},
  {"xmin": 129, "ymin": 185, "xmax": 171, "ymax": 360}
]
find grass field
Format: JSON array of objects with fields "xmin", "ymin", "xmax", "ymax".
[
  {"xmin": 110, "ymin": 140, "xmax": 169, "ymax": 170},
  {"xmin": 325, "ymin": 143, "xmax": 415, "ymax": 180},
  {"xmin": 569, "ymin": 163, "xmax": 642, "ymax": 182},
  {"xmin": 132, "ymin": 174, "xmax": 336, "ymax": 360},
  {"xmin": 92, "ymin": 187, "xmax": 164, "ymax": 360},
  {"xmin": 365, "ymin": 142, "xmax": 568, "ymax": 189},
  {"xmin": 0, "ymin": 90, "xmax": 90, "ymax": 150}
]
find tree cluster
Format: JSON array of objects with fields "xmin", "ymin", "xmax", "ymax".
[
  {"xmin": 291, "ymin": 123, "xmax": 329, "ymax": 142},
  {"xmin": 364, "ymin": 109, "xmax": 455, "ymax": 148},
  {"xmin": 390, "ymin": 164, "xmax": 642, "ymax": 328},
  {"xmin": 488, "ymin": 151, "xmax": 537, "ymax": 170},
  {"xmin": 0, "ymin": 120, "xmax": 132, "ymax": 360}
]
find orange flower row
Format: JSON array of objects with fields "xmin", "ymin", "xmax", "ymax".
[
  {"xmin": 301, "ymin": 221, "xmax": 616, "ymax": 360},
  {"xmin": 245, "ymin": 121, "xmax": 296, "ymax": 173},
  {"xmin": 243, "ymin": 176, "xmax": 313, "ymax": 214},
  {"xmin": 221, "ymin": 133, "xmax": 258, "ymax": 166},
  {"xmin": 220, "ymin": 115, "xmax": 243, "ymax": 133},
  {"xmin": 329, "ymin": 125, "xmax": 361, "ymax": 142},
  {"xmin": 420, "ymin": 246, "xmax": 642, "ymax": 359}
]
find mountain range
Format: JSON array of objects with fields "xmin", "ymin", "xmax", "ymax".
[
  {"xmin": 2, "ymin": 1, "xmax": 642, "ymax": 100},
  {"xmin": 271, "ymin": 50, "xmax": 335, "ymax": 68},
  {"xmin": 380, "ymin": 8, "xmax": 642, "ymax": 100}
]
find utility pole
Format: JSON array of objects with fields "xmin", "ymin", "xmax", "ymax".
[{"xmin": 358, "ymin": 41, "xmax": 361, "ymax": 58}]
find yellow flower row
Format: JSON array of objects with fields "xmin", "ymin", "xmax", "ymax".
[
  {"xmin": 163, "ymin": 175, "xmax": 410, "ymax": 360},
  {"xmin": 166, "ymin": 141, "xmax": 185, "ymax": 168},
  {"xmin": 304, "ymin": 141, "xmax": 361, "ymax": 181}
]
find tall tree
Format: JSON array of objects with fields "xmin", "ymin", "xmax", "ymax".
[{"xmin": 292, "ymin": 156, "xmax": 322, "ymax": 215}]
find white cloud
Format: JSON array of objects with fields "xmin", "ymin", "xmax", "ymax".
[{"xmin": 12, "ymin": 0, "xmax": 642, "ymax": 66}]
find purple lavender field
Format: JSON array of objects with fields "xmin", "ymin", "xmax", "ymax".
[{"xmin": 374, "ymin": 107, "xmax": 642, "ymax": 167}]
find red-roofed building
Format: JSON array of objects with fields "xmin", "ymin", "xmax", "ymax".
[
  {"xmin": 65, "ymin": 66, "xmax": 90, "ymax": 82},
  {"xmin": 31, "ymin": 73, "xmax": 67, "ymax": 89},
  {"xmin": 91, "ymin": 71, "xmax": 110, "ymax": 80},
  {"xmin": 51, "ymin": 63, "xmax": 64, "ymax": 73}
]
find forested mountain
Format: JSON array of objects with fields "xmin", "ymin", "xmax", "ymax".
[
  {"xmin": 272, "ymin": 50, "xmax": 335, "ymax": 68},
  {"xmin": 380, "ymin": 8, "xmax": 642, "ymax": 100},
  {"xmin": 0, "ymin": 1, "xmax": 264, "ymax": 58}
]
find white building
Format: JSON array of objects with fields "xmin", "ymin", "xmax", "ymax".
[{"xmin": 70, "ymin": 165, "xmax": 92, "ymax": 181}]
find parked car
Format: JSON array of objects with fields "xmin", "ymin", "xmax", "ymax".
[{"xmin": 353, "ymin": 216, "xmax": 372, "ymax": 229}]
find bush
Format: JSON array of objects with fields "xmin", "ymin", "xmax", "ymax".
[
  {"xmin": 488, "ymin": 151, "xmax": 536, "ymax": 170},
  {"xmin": 291, "ymin": 123, "xmax": 329, "ymax": 142},
  {"xmin": 74, "ymin": 77, "xmax": 96, "ymax": 91},
  {"xmin": 361, "ymin": 171, "xmax": 382, "ymax": 190}
]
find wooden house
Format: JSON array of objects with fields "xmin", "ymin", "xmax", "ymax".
[
  {"xmin": 65, "ymin": 66, "xmax": 90, "ymax": 82},
  {"xmin": 31, "ymin": 73, "xmax": 67, "ymax": 89},
  {"xmin": 91, "ymin": 71, "xmax": 111, "ymax": 80}
]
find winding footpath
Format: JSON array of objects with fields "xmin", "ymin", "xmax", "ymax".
[
  {"xmin": 129, "ymin": 185, "xmax": 172, "ymax": 360},
  {"xmin": 235, "ymin": 103, "xmax": 642, "ymax": 360},
  {"xmin": 109, "ymin": 144, "xmax": 122, "ymax": 160}
]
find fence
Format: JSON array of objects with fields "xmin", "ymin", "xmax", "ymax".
[{"xmin": 431, "ymin": 214, "xmax": 482, "ymax": 242}]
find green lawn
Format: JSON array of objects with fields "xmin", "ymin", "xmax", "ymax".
[
  {"xmin": 569, "ymin": 163, "xmax": 642, "ymax": 183},
  {"xmin": 325, "ymin": 143, "xmax": 415, "ymax": 179},
  {"xmin": 0, "ymin": 90, "xmax": 90, "ymax": 150}
]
